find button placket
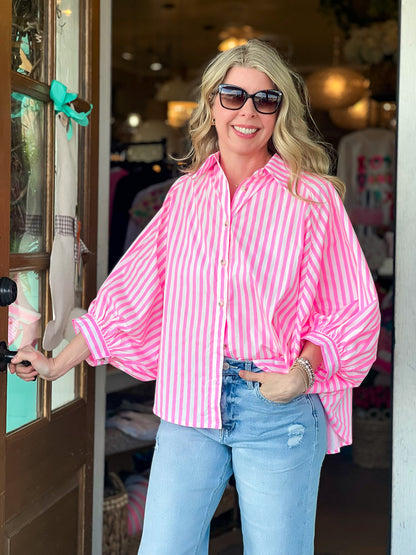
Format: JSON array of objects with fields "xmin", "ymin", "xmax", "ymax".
[{"xmin": 213, "ymin": 171, "xmax": 232, "ymax": 429}]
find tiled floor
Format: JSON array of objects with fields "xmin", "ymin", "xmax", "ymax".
[{"xmin": 210, "ymin": 448, "xmax": 390, "ymax": 555}]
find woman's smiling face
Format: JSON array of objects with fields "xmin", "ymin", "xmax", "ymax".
[{"xmin": 211, "ymin": 66, "xmax": 278, "ymax": 165}]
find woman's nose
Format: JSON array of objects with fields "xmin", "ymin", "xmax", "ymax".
[{"xmin": 240, "ymin": 98, "xmax": 257, "ymax": 116}]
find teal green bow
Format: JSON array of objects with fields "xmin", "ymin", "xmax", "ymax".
[{"xmin": 49, "ymin": 79, "xmax": 93, "ymax": 140}]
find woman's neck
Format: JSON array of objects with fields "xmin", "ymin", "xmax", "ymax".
[{"xmin": 219, "ymin": 151, "xmax": 272, "ymax": 191}]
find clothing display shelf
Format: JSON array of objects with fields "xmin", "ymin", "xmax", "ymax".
[
  {"xmin": 105, "ymin": 427, "xmax": 155, "ymax": 457},
  {"xmin": 105, "ymin": 366, "xmax": 156, "ymax": 457}
]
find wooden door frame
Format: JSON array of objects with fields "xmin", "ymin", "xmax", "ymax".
[
  {"xmin": 0, "ymin": 0, "xmax": 100, "ymax": 552},
  {"xmin": 80, "ymin": 0, "xmax": 101, "ymax": 547},
  {"xmin": 0, "ymin": 0, "xmax": 12, "ymax": 543},
  {"xmin": 92, "ymin": 0, "xmax": 111, "ymax": 550}
]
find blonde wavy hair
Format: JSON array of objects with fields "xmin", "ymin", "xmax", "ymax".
[{"xmin": 182, "ymin": 39, "xmax": 345, "ymax": 199}]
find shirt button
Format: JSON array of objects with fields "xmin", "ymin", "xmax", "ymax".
[
  {"xmin": 224, "ymin": 221, "xmax": 229, "ymax": 227},
  {"xmin": 218, "ymin": 300, "xmax": 224, "ymax": 307},
  {"xmin": 220, "ymin": 259, "xmax": 226, "ymax": 266}
]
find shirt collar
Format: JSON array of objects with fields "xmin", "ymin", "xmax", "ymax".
[
  {"xmin": 191, "ymin": 151, "xmax": 291, "ymax": 188},
  {"xmin": 262, "ymin": 154, "xmax": 291, "ymax": 188},
  {"xmin": 191, "ymin": 152, "xmax": 221, "ymax": 179}
]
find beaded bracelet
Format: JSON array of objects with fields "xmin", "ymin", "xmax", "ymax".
[
  {"xmin": 293, "ymin": 357, "xmax": 315, "ymax": 390},
  {"xmin": 291, "ymin": 363, "xmax": 309, "ymax": 393}
]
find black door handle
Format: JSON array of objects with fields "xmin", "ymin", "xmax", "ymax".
[
  {"xmin": 0, "ymin": 277, "xmax": 33, "ymax": 373},
  {"xmin": 0, "ymin": 276, "xmax": 17, "ymax": 306},
  {"xmin": 0, "ymin": 341, "xmax": 31, "ymax": 372}
]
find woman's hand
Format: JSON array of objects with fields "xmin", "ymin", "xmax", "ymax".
[
  {"xmin": 9, "ymin": 345, "xmax": 57, "ymax": 381},
  {"xmin": 9, "ymin": 333, "xmax": 91, "ymax": 383},
  {"xmin": 239, "ymin": 367, "xmax": 306, "ymax": 403}
]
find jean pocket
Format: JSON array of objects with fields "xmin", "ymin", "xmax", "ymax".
[
  {"xmin": 253, "ymin": 381, "xmax": 287, "ymax": 406},
  {"xmin": 253, "ymin": 382, "xmax": 304, "ymax": 406}
]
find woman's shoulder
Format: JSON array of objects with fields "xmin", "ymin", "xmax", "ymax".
[
  {"xmin": 163, "ymin": 172, "xmax": 193, "ymax": 198},
  {"xmin": 297, "ymin": 172, "xmax": 339, "ymax": 205},
  {"xmin": 169, "ymin": 154, "xmax": 219, "ymax": 193}
]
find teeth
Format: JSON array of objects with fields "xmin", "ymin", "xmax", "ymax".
[{"xmin": 234, "ymin": 126, "xmax": 257, "ymax": 135}]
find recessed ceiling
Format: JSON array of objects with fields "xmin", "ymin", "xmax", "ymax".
[
  {"xmin": 111, "ymin": 0, "xmax": 343, "ymax": 122},
  {"xmin": 112, "ymin": 0, "xmax": 337, "ymax": 79}
]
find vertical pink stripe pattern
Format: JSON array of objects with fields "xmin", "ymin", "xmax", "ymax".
[{"xmin": 74, "ymin": 153, "xmax": 380, "ymax": 454}]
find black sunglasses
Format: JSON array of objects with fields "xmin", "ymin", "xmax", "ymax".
[{"xmin": 218, "ymin": 84, "xmax": 283, "ymax": 114}]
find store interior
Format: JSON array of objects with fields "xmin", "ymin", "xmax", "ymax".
[{"xmin": 105, "ymin": 1, "xmax": 396, "ymax": 553}]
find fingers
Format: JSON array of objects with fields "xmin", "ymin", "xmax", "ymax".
[
  {"xmin": 9, "ymin": 362, "xmax": 38, "ymax": 382},
  {"xmin": 239, "ymin": 370, "xmax": 265, "ymax": 383},
  {"xmin": 239, "ymin": 369, "xmax": 303, "ymax": 403},
  {"xmin": 11, "ymin": 345, "xmax": 37, "ymax": 363},
  {"xmin": 18, "ymin": 370, "xmax": 38, "ymax": 382},
  {"xmin": 10, "ymin": 346, "xmax": 40, "ymax": 382}
]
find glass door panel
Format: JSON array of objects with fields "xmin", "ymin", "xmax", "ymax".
[
  {"xmin": 11, "ymin": 0, "xmax": 46, "ymax": 82},
  {"xmin": 51, "ymin": 340, "xmax": 77, "ymax": 410},
  {"xmin": 6, "ymin": 270, "xmax": 43, "ymax": 433},
  {"xmin": 11, "ymin": 92, "xmax": 46, "ymax": 254},
  {"xmin": 52, "ymin": 0, "xmax": 81, "ymax": 408},
  {"xmin": 56, "ymin": 0, "xmax": 80, "ymax": 91}
]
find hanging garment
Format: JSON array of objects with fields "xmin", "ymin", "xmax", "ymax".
[
  {"xmin": 108, "ymin": 162, "xmax": 172, "ymax": 271},
  {"xmin": 109, "ymin": 166, "xmax": 128, "ymax": 230},
  {"xmin": 337, "ymin": 128, "xmax": 396, "ymax": 271},
  {"xmin": 123, "ymin": 178, "xmax": 175, "ymax": 253},
  {"xmin": 43, "ymin": 113, "xmax": 86, "ymax": 350},
  {"xmin": 9, "ymin": 95, "xmax": 43, "ymax": 348}
]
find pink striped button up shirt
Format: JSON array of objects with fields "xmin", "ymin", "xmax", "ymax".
[{"xmin": 74, "ymin": 153, "xmax": 380, "ymax": 454}]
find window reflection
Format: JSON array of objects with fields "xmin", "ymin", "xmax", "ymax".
[
  {"xmin": 11, "ymin": 0, "xmax": 45, "ymax": 81},
  {"xmin": 56, "ymin": 0, "xmax": 80, "ymax": 92},
  {"xmin": 6, "ymin": 270, "xmax": 43, "ymax": 433},
  {"xmin": 11, "ymin": 93, "xmax": 46, "ymax": 253}
]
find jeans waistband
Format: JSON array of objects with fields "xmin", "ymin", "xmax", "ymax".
[{"xmin": 222, "ymin": 357, "xmax": 260, "ymax": 374}]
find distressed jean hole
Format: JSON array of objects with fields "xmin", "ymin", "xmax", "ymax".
[{"xmin": 287, "ymin": 423, "xmax": 305, "ymax": 448}]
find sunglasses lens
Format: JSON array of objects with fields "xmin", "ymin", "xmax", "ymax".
[
  {"xmin": 218, "ymin": 85, "xmax": 282, "ymax": 113},
  {"xmin": 219, "ymin": 86, "xmax": 246, "ymax": 110},
  {"xmin": 254, "ymin": 91, "xmax": 281, "ymax": 113}
]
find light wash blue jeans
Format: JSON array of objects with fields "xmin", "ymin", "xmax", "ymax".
[{"xmin": 138, "ymin": 358, "xmax": 327, "ymax": 555}]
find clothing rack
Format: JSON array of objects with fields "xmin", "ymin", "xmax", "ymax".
[
  {"xmin": 108, "ymin": 139, "xmax": 176, "ymax": 271},
  {"xmin": 111, "ymin": 138, "xmax": 168, "ymax": 164}
]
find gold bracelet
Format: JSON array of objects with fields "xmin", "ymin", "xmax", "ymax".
[
  {"xmin": 290, "ymin": 363, "xmax": 309, "ymax": 393},
  {"xmin": 294, "ymin": 357, "xmax": 315, "ymax": 389}
]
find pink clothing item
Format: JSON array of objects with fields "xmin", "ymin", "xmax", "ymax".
[
  {"xmin": 74, "ymin": 153, "xmax": 380, "ymax": 454},
  {"xmin": 109, "ymin": 167, "xmax": 128, "ymax": 226}
]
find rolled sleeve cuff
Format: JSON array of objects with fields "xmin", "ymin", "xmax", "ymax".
[
  {"xmin": 73, "ymin": 313, "xmax": 111, "ymax": 366},
  {"xmin": 303, "ymin": 330, "xmax": 341, "ymax": 381}
]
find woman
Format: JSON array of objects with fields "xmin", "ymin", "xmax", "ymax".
[{"xmin": 11, "ymin": 40, "xmax": 380, "ymax": 554}]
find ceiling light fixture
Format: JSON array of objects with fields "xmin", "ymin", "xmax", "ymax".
[
  {"xmin": 306, "ymin": 66, "xmax": 370, "ymax": 111},
  {"xmin": 127, "ymin": 113, "xmax": 141, "ymax": 128},
  {"xmin": 167, "ymin": 101, "xmax": 197, "ymax": 128},
  {"xmin": 121, "ymin": 51, "xmax": 134, "ymax": 61},
  {"xmin": 218, "ymin": 25, "xmax": 257, "ymax": 52},
  {"xmin": 156, "ymin": 77, "xmax": 194, "ymax": 102},
  {"xmin": 305, "ymin": 33, "xmax": 370, "ymax": 112},
  {"xmin": 150, "ymin": 61, "xmax": 163, "ymax": 71},
  {"xmin": 329, "ymin": 93, "xmax": 379, "ymax": 130}
]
